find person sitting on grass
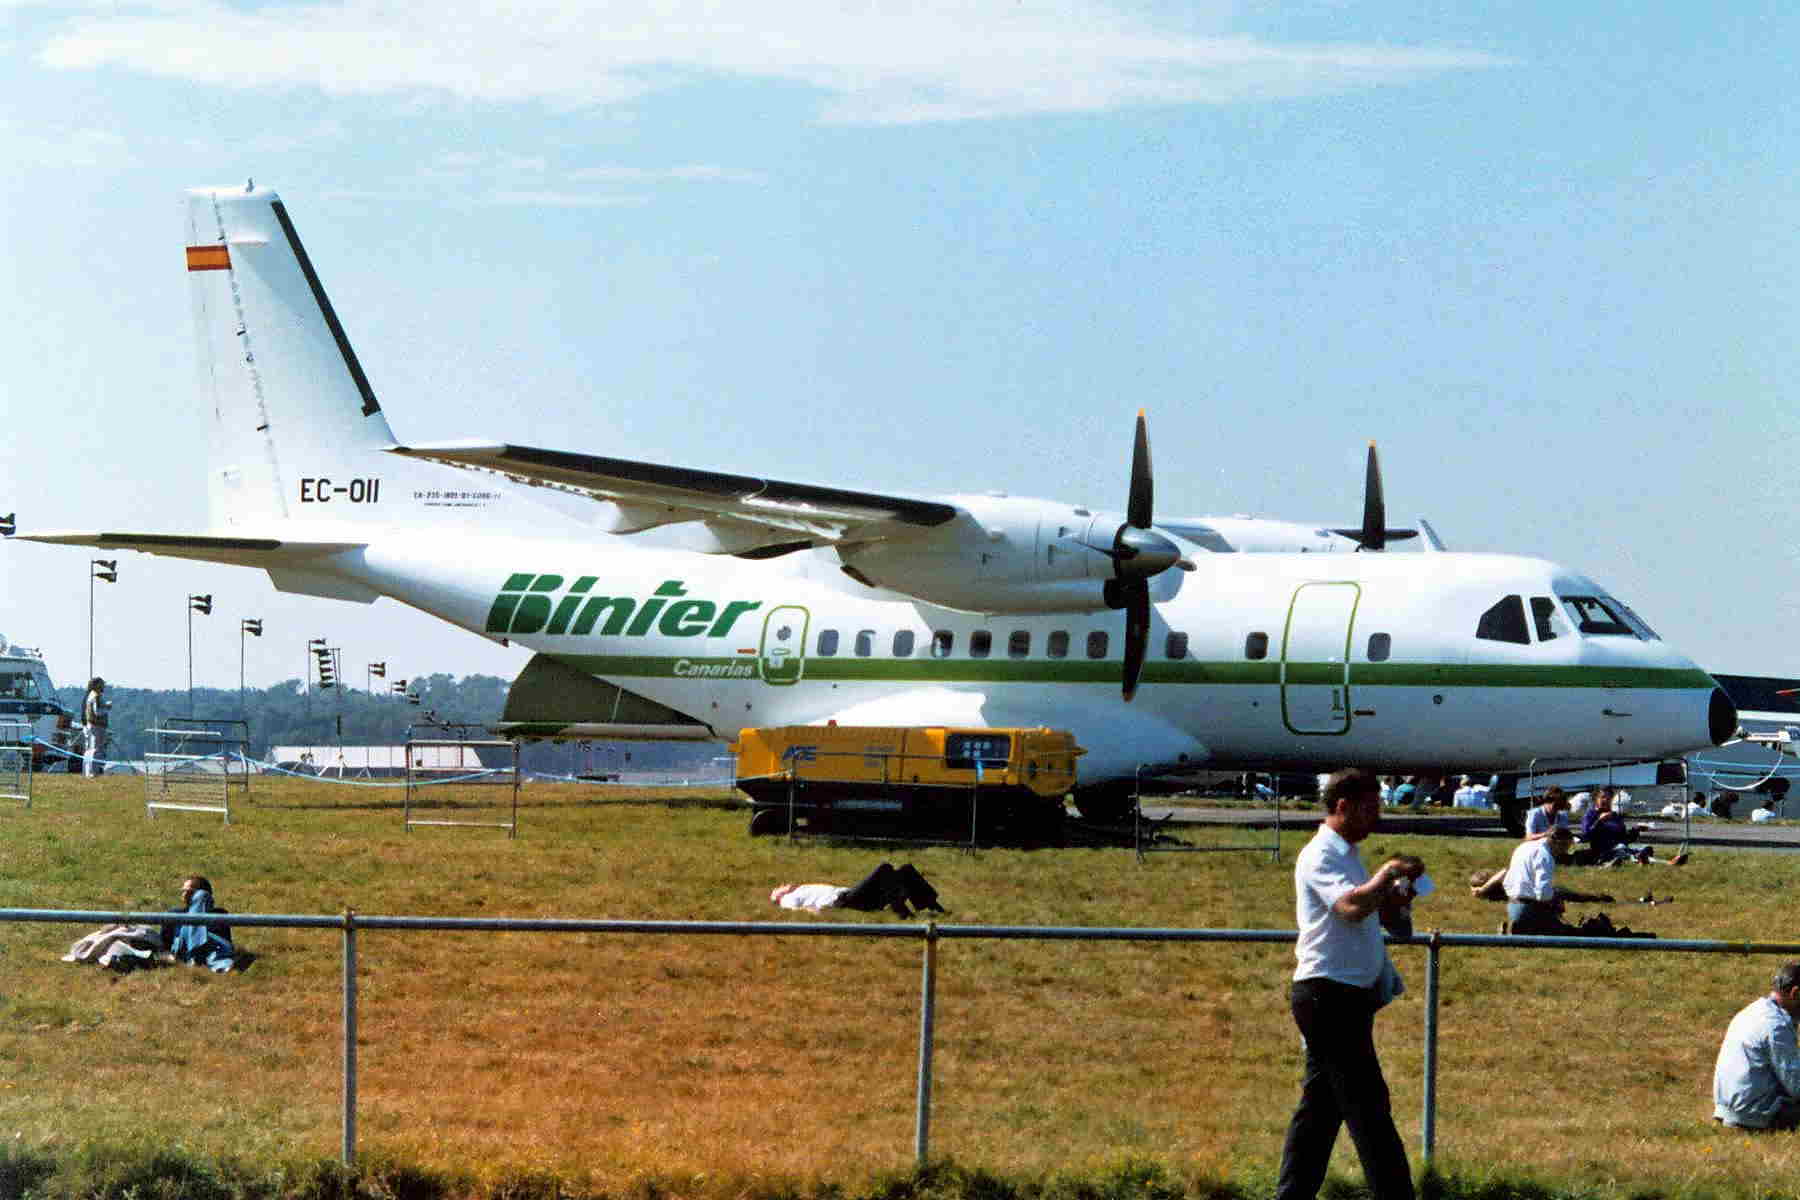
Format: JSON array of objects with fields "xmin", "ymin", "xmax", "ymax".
[
  {"xmin": 1576, "ymin": 789, "xmax": 1688, "ymax": 866},
  {"xmin": 770, "ymin": 863, "xmax": 946, "ymax": 918},
  {"xmin": 1714, "ymin": 961, "xmax": 1800, "ymax": 1131},
  {"xmin": 1484, "ymin": 829, "xmax": 1652, "ymax": 938},
  {"xmin": 1523, "ymin": 787, "xmax": 1571, "ymax": 840},
  {"xmin": 161, "ymin": 874, "xmax": 239, "ymax": 972}
]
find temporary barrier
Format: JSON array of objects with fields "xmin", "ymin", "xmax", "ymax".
[
  {"xmin": 402, "ymin": 726, "xmax": 520, "ymax": 837},
  {"xmin": 0, "ymin": 719, "xmax": 31, "ymax": 807},
  {"xmin": 145, "ymin": 717, "xmax": 251, "ymax": 823}
]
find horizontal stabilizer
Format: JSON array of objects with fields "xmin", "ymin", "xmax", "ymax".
[{"xmin": 15, "ymin": 530, "xmax": 362, "ymax": 566}]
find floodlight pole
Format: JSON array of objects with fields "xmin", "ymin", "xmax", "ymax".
[
  {"xmin": 88, "ymin": 559, "xmax": 117, "ymax": 683},
  {"xmin": 239, "ymin": 618, "xmax": 263, "ymax": 707},
  {"xmin": 185, "ymin": 594, "xmax": 211, "ymax": 714}
]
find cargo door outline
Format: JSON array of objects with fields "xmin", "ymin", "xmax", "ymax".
[
  {"xmin": 758, "ymin": 606, "xmax": 810, "ymax": 686},
  {"xmin": 1281, "ymin": 582, "xmax": 1360, "ymax": 735}
]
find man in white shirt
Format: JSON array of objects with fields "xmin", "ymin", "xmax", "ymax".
[
  {"xmin": 1276, "ymin": 768, "xmax": 1416, "ymax": 1200},
  {"xmin": 81, "ymin": 676, "xmax": 108, "ymax": 779},
  {"xmin": 1714, "ymin": 963, "xmax": 1800, "ymax": 1130},
  {"xmin": 1502, "ymin": 828, "xmax": 1568, "ymax": 934}
]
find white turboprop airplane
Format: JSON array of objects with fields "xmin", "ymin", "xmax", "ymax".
[{"xmin": 10, "ymin": 186, "xmax": 1738, "ymax": 820}]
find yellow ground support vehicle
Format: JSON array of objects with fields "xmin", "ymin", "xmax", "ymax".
[{"xmin": 734, "ymin": 725, "xmax": 1083, "ymax": 841}]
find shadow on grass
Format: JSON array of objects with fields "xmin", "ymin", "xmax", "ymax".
[{"xmin": 0, "ymin": 1150, "xmax": 1758, "ymax": 1200}]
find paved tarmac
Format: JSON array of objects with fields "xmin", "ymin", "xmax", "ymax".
[{"xmin": 1139, "ymin": 803, "xmax": 1800, "ymax": 852}]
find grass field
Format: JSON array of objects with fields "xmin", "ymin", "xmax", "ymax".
[{"xmin": 2, "ymin": 773, "xmax": 1798, "ymax": 1199}]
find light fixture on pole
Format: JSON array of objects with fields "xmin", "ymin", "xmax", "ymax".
[
  {"xmin": 187, "ymin": 593, "xmax": 212, "ymax": 715},
  {"xmin": 311, "ymin": 640, "xmax": 337, "ymax": 690},
  {"xmin": 89, "ymin": 559, "xmax": 117, "ymax": 682},
  {"xmin": 240, "ymin": 618, "xmax": 263, "ymax": 705},
  {"xmin": 306, "ymin": 638, "xmax": 326, "ymax": 697},
  {"xmin": 368, "ymin": 660, "xmax": 386, "ymax": 695}
]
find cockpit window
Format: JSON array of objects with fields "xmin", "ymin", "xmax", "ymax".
[
  {"xmin": 1476, "ymin": 595, "xmax": 1530, "ymax": 645},
  {"xmin": 0, "ymin": 673, "xmax": 39, "ymax": 700},
  {"xmin": 1611, "ymin": 598, "xmax": 1661, "ymax": 641},
  {"xmin": 1558, "ymin": 595, "xmax": 1634, "ymax": 638},
  {"xmin": 1530, "ymin": 597, "xmax": 1561, "ymax": 642}
]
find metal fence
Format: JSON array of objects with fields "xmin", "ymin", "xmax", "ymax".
[{"xmin": 6, "ymin": 907, "xmax": 1797, "ymax": 1171}]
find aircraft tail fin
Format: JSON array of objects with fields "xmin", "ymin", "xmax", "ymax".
[{"xmin": 186, "ymin": 185, "xmax": 559, "ymax": 536}]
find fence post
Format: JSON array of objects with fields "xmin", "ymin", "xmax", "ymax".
[
  {"xmin": 915, "ymin": 922, "xmax": 938, "ymax": 1166},
  {"xmin": 1422, "ymin": 931, "xmax": 1440, "ymax": 1165},
  {"xmin": 343, "ymin": 908, "xmax": 358, "ymax": 1168}
]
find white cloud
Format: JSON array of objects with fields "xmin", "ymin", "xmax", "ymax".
[
  {"xmin": 0, "ymin": 117, "xmax": 134, "ymax": 168},
  {"xmin": 568, "ymin": 165, "xmax": 763, "ymax": 184},
  {"xmin": 33, "ymin": 0, "xmax": 1508, "ymax": 125},
  {"xmin": 480, "ymin": 189, "xmax": 650, "ymax": 207}
]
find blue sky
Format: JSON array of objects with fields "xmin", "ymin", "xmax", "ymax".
[{"xmin": 2, "ymin": 1, "xmax": 1796, "ymax": 692}]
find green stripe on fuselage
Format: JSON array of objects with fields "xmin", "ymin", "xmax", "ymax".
[{"xmin": 555, "ymin": 654, "xmax": 1715, "ymax": 690}]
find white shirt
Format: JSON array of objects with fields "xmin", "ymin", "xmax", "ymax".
[
  {"xmin": 1714, "ymin": 996, "xmax": 1800, "ymax": 1128},
  {"xmin": 1292, "ymin": 823, "xmax": 1386, "ymax": 987},
  {"xmin": 776, "ymin": 884, "xmax": 847, "ymax": 911},
  {"xmin": 1502, "ymin": 839, "xmax": 1556, "ymax": 902},
  {"xmin": 1523, "ymin": 806, "xmax": 1569, "ymax": 837}
]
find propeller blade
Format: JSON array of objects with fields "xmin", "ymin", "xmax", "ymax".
[
  {"xmin": 1127, "ymin": 409, "xmax": 1153, "ymax": 529},
  {"xmin": 1121, "ymin": 581, "xmax": 1150, "ymax": 702},
  {"xmin": 1360, "ymin": 441, "xmax": 1386, "ymax": 552}
]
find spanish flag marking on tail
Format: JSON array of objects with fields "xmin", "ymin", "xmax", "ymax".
[{"xmin": 186, "ymin": 245, "xmax": 231, "ymax": 271}]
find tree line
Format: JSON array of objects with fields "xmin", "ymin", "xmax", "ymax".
[{"xmin": 53, "ymin": 673, "xmax": 509, "ymax": 760}]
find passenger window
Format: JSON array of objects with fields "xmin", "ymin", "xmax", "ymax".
[
  {"xmin": 1008, "ymin": 631, "xmax": 1031, "ymax": 659},
  {"xmin": 1086, "ymin": 631, "xmax": 1109, "ymax": 659},
  {"xmin": 854, "ymin": 629, "xmax": 875, "ymax": 657},
  {"xmin": 970, "ymin": 630, "xmax": 992, "ymax": 658},
  {"xmin": 1047, "ymin": 631, "xmax": 1070, "ymax": 659},
  {"xmin": 1530, "ymin": 597, "xmax": 1560, "ymax": 642},
  {"xmin": 931, "ymin": 630, "xmax": 954, "ymax": 658},
  {"xmin": 817, "ymin": 629, "xmax": 840, "ymax": 656},
  {"xmin": 1245, "ymin": 632, "xmax": 1269, "ymax": 661},
  {"xmin": 1367, "ymin": 633, "xmax": 1391, "ymax": 662},
  {"xmin": 1165, "ymin": 632, "xmax": 1188, "ymax": 659},
  {"xmin": 892, "ymin": 630, "xmax": 915, "ymax": 657},
  {"xmin": 1476, "ymin": 596, "xmax": 1530, "ymax": 645}
]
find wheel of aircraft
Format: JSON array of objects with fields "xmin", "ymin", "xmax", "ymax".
[{"xmin": 1071, "ymin": 782, "xmax": 1138, "ymax": 825}]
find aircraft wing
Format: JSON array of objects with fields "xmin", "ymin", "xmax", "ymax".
[{"xmin": 389, "ymin": 439, "xmax": 959, "ymax": 555}]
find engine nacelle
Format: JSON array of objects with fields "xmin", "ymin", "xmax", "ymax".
[{"xmin": 838, "ymin": 494, "xmax": 1183, "ymax": 613}]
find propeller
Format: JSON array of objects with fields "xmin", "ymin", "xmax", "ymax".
[
  {"xmin": 1084, "ymin": 411, "xmax": 1192, "ymax": 702},
  {"xmin": 1330, "ymin": 442, "xmax": 1418, "ymax": 551}
]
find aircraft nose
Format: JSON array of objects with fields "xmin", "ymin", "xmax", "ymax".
[{"xmin": 1709, "ymin": 687, "xmax": 1739, "ymax": 746}]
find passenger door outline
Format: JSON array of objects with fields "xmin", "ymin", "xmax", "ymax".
[
  {"xmin": 1281, "ymin": 582, "xmax": 1360, "ymax": 735},
  {"xmin": 758, "ymin": 606, "xmax": 810, "ymax": 686}
]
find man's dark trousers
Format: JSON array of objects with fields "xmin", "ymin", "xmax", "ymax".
[{"xmin": 1276, "ymin": 976, "xmax": 1414, "ymax": 1200}]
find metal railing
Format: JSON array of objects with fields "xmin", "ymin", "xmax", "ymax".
[
  {"xmin": 0, "ymin": 719, "xmax": 32, "ymax": 807},
  {"xmin": 7, "ymin": 907, "xmax": 1797, "ymax": 1172}
]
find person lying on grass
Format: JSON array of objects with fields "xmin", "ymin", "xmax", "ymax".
[{"xmin": 770, "ymin": 863, "xmax": 946, "ymax": 918}]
